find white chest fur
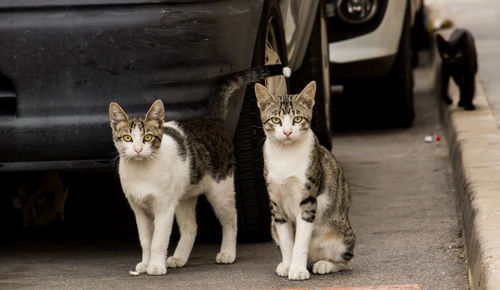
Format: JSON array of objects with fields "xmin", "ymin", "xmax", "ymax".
[
  {"xmin": 118, "ymin": 127, "xmax": 190, "ymax": 205},
  {"xmin": 264, "ymin": 131, "xmax": 313, "ymax": 219},
  {"xmin": 264, "ymin": 131, "xmax": 313, "ymax": 185}
]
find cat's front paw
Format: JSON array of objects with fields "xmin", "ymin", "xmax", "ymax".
[
  {"xmin": 443, "ymin": 95, "xmax": 453, "ymax": 105},
  {"xmin": 216, "ymin": 251, "xmax": 236, "ymax": 264},
  {"xmin": 276, "ymin": 263, "xmax": 289, "ymax": 277},
  {"xmin": 288, "ymin": 265, "xmax": 310, "ymax": 280},
  {"xmin": 167, "ymin": 256, "xmax": 186, "ymax": 268},
  {"xmin": 464, "ymin": 104, "xmax": 475, "ymax": 110},
  {"xmin": 135, "ymin": 262, "xmax": 148, "ymax": 274},
  {"xmin": 147, "ymin": 264, "xmax": 167, "ymax": 275}
]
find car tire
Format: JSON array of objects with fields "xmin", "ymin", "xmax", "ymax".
[
  {"xmin": 233, "ymin": 0, "xmax": 288, "ymax": 242},
  {"xmin": 290, "ymin": 0, "xmax": 332, "ymax": 150},
  {"xmin": 336, "ymin": 1, "xmax": 414, "ymax": 128},
  {"xmin": 385, "ymin": 1, "xmax": 414, "ymax": 127}
]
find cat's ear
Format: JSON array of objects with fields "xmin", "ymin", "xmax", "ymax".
[
  {"xmin": 254, "ymin": 83, "xmax": 276, "ymax": 111},
  {"xmin": 457, "ymin": 31, "xmax": 469, "ymax": 48},
  {"xmin": 436, "ymin": 34, "xmax": 447, "ymax": 52},
  {"xmin": 109, "ymin": 102, "xmax": 129, "ymax": 131},
  {"xmin": 145, "ymin": 99, "xmax": 165, "ymax": 128},
  {"xmin": 296, "ymin": 81, "xmax": 316, "ymax": 108}
]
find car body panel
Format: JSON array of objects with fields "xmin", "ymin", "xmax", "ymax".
[
  {"xmin": 0, "ymin": 0, "xmax": 322, "ymax": 171},
  {"xmin": 0, "ymin": 0, "xmax": 264, "ymax": 169},
  {"xmin": 0, "ymin": 0, "xmax": 215, "ymax": 8},
  {"xmin": 329, "ymin": 0, "xmax": 407, "ymax": 64}
]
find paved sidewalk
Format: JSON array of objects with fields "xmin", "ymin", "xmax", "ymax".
[
  {"xmin": 434, "ymin": 45, "xmax": 500, "ymax": 289},
  {"xmin": 426, "ymin": 1, "xmax": 500, "ymax": 288}
]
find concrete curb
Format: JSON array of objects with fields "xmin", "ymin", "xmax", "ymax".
[{"xmin": 440, "ymin": 74, "xmax": 500, "ymax": 289}]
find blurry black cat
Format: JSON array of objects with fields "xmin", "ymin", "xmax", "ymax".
[{"xmin": 437, "ymin": 29, "xmax": 478, "ymax": 110}]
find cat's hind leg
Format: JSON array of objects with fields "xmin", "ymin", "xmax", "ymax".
[
  {"xmin": 167, "ymin": 196, "xmax": 198, "ymax": 268},
  {"xmin": 205, "ymin": 176, "xmax": 237, "ymax": 264},
  {"xmin": 309, "ymin": 230, "xmax": 353, "ymax": 275},
  {"xmin": 460, "ymin": 76, "xmax": 476, "ymax": 110}
]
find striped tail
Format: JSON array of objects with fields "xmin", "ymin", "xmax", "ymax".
[{"xmin": 208, "ymin": 64, "xmax": 291, "ymax": 119}]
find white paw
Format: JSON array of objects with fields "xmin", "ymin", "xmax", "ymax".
[
  {"xmin": 147, "ymin": 264, "xmax": 167, "ymax": 275},
  {"xmin": 135, "ymin": 262, "xmax": 148, "ymax": 273},
  {"xmin": 312, "ymin": 260, "xmax": 334, "ymax": 274},
  {"xmin": 276, "ymin": 263, "xmax": 289, "ymax": 277},
  {"xmin": 167, "ymin": 256, "xmax": 186, "ymax": 268},
  {"xmin": 288, "ymin": 265, "xmax": 310, "ymax": 280},
  {"xmin": 216, "ymin": 251, "xmax": 236, "ymax": 264}
]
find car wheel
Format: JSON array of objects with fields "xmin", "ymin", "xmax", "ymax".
[
  {"xmin": 385, "ymin": 1, "xmax": 414, "ymax": 126},
  {"xmin": 337, "ymin": 1, "xmax": 414, "ymax": 128},
  {"xmin": 411, "ymin": 2, "xmax": 430, "ymax": 66},
  {"xmin": 233, "ymin": 0, "xmax": 288, "ymax": 242},
  {"xmin": 290, "ymin": 0, "xmax": 332, "ymax": 150}
]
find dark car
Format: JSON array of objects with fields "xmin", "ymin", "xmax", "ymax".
[{"xmin": 0, "ymin": 0, "xmax": 331, "ymax": 241}]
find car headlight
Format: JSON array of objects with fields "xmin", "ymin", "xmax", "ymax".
[{"xmin": 336, "ymin": 0, "xmax": 378, "ymax": 24}]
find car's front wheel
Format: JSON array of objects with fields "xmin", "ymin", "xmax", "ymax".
[
  {"xmin": 233, "ymin": 0, "xmax": 287, "ymax": 242},
  {"xmin": 384, "ymin": 0, "xmax": 414, "ymax": 126},
  {"xmin": 291, "ymin": 0, "xmax": 332, "ymax": 149},
  {"xmin": 337, "ymin": 1, "xmax": 414, "ymax": 128}
]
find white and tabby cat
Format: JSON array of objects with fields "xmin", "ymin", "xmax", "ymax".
[
  {"xmin": 255, "ymin": 81, "xmax": 355, "ymax": 280},
  {"xmin": 109, "ymin": 65, "xmax": 287, "ymax": 275}
]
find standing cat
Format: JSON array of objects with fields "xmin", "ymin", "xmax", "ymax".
[
  {"xmin": 437, "ymin": 28, "xmax": 478, "ymax": 110},
  {"xmin": 254, "ymin": 81, "xmax": 355, "ymax": 280},
  {"xmin": 109, "ymin": 65, "xmax": 287, "ymax": 275}
]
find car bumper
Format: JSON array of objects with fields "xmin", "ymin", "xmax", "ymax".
[
  {"xmin": 329, "ymin": 0, "xmax": 407, "ymax": 66},
  {"xmin": 0, "ymin": 0, "xmax": 263, "ymax": 170}
]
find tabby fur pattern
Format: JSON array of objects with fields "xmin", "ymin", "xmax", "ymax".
[{"xmin": 255, "ymin": 81, "xmax": 355, "ymax": 280}]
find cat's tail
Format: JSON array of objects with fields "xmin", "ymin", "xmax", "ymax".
[{"xmin": 208, "ymin": 64, "xmax": 291, "ymax": 120}]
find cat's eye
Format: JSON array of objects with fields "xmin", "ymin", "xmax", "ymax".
[
  {"xmin": 443, "ymin": 53, "xmax": 450, "ymax": 59},
  {"xmin": 143, "ymin": 134, "xmax": 154, "ymax": 142},
  {"xmin": 293, "ymin": 116, "xmax": 303, "ymax": 124},
  {"xmin": 122, "ymin": 135, "xmax": 132, "ymax": 142},
  {"xmin": 455, "ymin": 52, "xmax": 463, "ymax": 58},
  {"xmin": 271, "ymin": 117, "xmax": 281, "ymax": 124}
]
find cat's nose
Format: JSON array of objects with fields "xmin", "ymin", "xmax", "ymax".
[
  {"xmin": 134, "ymin": 148, "xmax": 142, "ymax": 155},
  {"xmin": 283, "ymin": 131, "xmax": 292, "ymax": 137}
]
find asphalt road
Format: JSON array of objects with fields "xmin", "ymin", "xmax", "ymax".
[{"xmin": 0, "ymin": 61, "xmax": 467, "ymax": 289}]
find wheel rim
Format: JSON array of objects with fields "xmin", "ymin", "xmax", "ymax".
[
  {"xmin": 319, "ymin": 6, "xmax": 332, "ymax": 133},
  {"xmin": 264, "ymin": 17, "xmax": 287, "ymax": 96}
]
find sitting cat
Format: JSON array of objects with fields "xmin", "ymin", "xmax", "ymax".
[
  {"xmin": 109, "ymin": 65, "xmax": 287, "ymax": 275},
  {"xmin": 436, "ymin": 28, "xmax": 478, "ymax": 110},
  {"xmin": 12, "ymin": 170, "xmax": 68, "ymax": 228},
  {"xmin": 254, "ymin": 81, "xmax": 355, "ymax": 280}
]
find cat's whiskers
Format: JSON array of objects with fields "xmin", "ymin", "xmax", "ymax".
[
  {"xmin": 108, "ymin": 65, "xmax": 288, "ymax": 275},
  {"xmin": 110, "ymin": 154, "xmax": 120, "ymax": 166},
  {"xmin": 147, "ymin": 152, "xmax": 161, "ymax": 164},
  {"xmin": 254, "ymin": 81, "xmax": 355, "ymax": 279},
  {"xmin": 257, "ymin": 136, "xmax": 267, "ymax": 149}
]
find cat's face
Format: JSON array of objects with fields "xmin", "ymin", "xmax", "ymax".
[
  {"xmin": 437, "ymin": 34, "xmax": 467, "ymax": 67},
  {"xmin": 109, "ymin": 100, "xmax": 164, "ymax": 161},
  {"xmin": 254, "ymin": 81, "xmax": 316, "ymax": 144}
]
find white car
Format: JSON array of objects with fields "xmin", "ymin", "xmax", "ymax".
[{"xmin": 327, "ymin": 0, "xmax": 425, "ymax": 126}]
